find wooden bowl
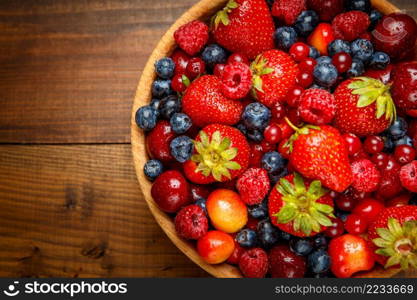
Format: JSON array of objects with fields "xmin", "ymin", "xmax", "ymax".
[{"xmin": 131, "ymin": 0, "xmax": 415, "ymax": 278}]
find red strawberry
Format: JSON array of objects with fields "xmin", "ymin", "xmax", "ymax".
[
  {"xmin": 212, "ymin": 0, "xmax": 274, "ymax": 60},
  {"xmin": 306, "ymin": 0, "xmax": 344, "ymax": 22},
  {"xmin": 285, "ymin": 121, "xmax": 352, "ymax": 192},
  {"xmin": 236, "ymin": 167, "xmax": 270, "ymax": 205},
  {"xmin": 272, "ymin": 0, "xmax": 306, "ymax": 25},
  {"xmin": 251, "ymin": 50, "xmax": 299, "ymax": 107},
  {"xmin": 334, "ymin": 77, "xmax": 396, "ymax": 137},
  {"xmin": 368, "ymin": 206, "xmax": 417, "ymax": 270},
  {"xmin": 183, "ymin": 124, "xmax": 250, "ymax": 184},
  {"xmin": 268, "ymin": 173, "xmax": 335, "ymax": 237},
  {"xmin": 146, "ymin": 120, "xmax": 176, "ymax": 162},
  {"xmin": 182, "ymin": 75, "xmax": 244, "ymax": 128},
  {"xmin": 174, "ymin": 20, "xmax": 209, "ymax": 56},
  {"xmin": 332, "ymin": 11, "xmax": 370, "ymax": 41}
]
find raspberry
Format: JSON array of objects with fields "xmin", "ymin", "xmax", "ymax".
[
  {"xmin": 174, "ymin": 20, "xmax": 209, "ymax": 56},
  {"xmin": 236, "ymin": 168, "xmax": 270, "ymax": 205},
  {"xmin": 221, "ymin": 62, "xmax": 252, "ymax": 99},
  {"xmin": 400, "ymin": 161, "xmax": 417, "ymax": 192},
  {"xmin": 174, "ymin": 205, "xmax": 208, "ymax": 240},
  {"xmin": 351, "ymin": 159, "xmax": 381, "ymax": 193},
  {"xmin": 307, "ymin": 0, "xmax": 344, "ymax": 21},
  {"xmin": 332, "ymin": 11, "xmax": 370, "ymax": 41},
  {"xmin": 272, "ymin": 0, "xmax": 306, "ymax": 25},
  {"xmin": 238, "ymin": 248, "xmax": 268, "ymax": 278},
  {"xmin": 298, "ymin": 89, "xmax": 336, "ymax": 125},
  {"xmin": 269, "ymin": 245, "xmax": 306, "ymax": 278}
]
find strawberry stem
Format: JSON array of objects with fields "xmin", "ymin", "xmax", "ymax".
[{"xmin": 284, "ymin": 117, "xmax": 300, "ymax": 132}]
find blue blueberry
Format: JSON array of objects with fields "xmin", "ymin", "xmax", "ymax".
[
  {"xmin": 261, "ymin": 151, "xmax": 285, "ymax": 173},
  {"xmin": 159, "ymin": 95, "xmax": 181, "ymax": 119},
  {"xmin": 308, "ymin": 249, "xmax": 331, "ymax": 274},
  {"xmin": 394, "ymin": 135, "xmax": 413, "ymax": 147},
  {"xmin": 268, "ymin": 168, "xmax": 289, "ymax": 185},
  {"xmin": 135, "ymin": 105, "xmax": 158, "ymax": 131},
  {"xmin": 242, "ymin": 102, "xmax": 271, "ymax": 130},
  {"xmin": 170, "ymin": 113, "xmax": 192, "ymax": 134},
  {"xmin": 328, "ymin": 39, "xmax": 351, "ymax": 57},
  {"xmin": 279, "ymin": 230, "xmax": 292, "ymax": 241},
  {"xmin": 195, "ymin": 198, "xmax": 207, "ymax": 213},
  {"xmin": 170, "ymin": 136, "xmax": 193, "ymax": 163},
  {"xmin": 294, "ymin": 10, "xmax": 319, "ymax": 37},
  {"xmin": 388, "ymin": 117, "xmax": 408, "ymax": 140},
  {"xmin": 346, "ymin": 0, "xmax": 371, "ymax": 13},
  {"xmin": 247, "ymin": 129, "xmax": 264, "ymax": 142},
  {"xmin": 236, "ymin": 229, "xmax": 258, "ymax": 248},
  {"xmin": 150, "ymin": 98, "xmax": 162, "ymax": 114},
  {"xmin": 309, "ymin": 46, "xmax": 320, "ymax": 59},
  {"xmin": 313, "ymin": 63, "xmax": 338, "ymax": 88},
  {"xmin": 316, "ymin": 56, "xmax": 332, "ymax": 65},
  {"xmin": 143, "ymin": 159, "xmax": 164, "ymax": 181},
  {"xmin": 370, "ymin": 10, "xmax": 383, "ymax": 29},
  {"xmin": 383, "ymin": 136, "xmax": 395, "ymax": 153},
  {"xmin": 248, "ymin": 199, "xmax": 268, "ymax": 219},
  {"xmin": 351, "ymin": 39, "xmax": 374, "ymax": 62},
  {"xmin": 154, "ymin": 57, "xmax": 175, "ymax": 79},
  {"xmin": 312, "ymin": 234, "xmax": 327, "ymax": 249},
  {"xmin": 257, "ymin": 219, "xmax": 280, "ymax": 248},
  {"xmin": 347, "ymin": 59, "xmax": 365, "ymax": 78},
  {"xmin": 201, "ymin": 44, "xmax": 227, "ymax": 66},
  {"xmin": 290, "ymin": 238, "xmax": 314, "ymax": 256},
  {"xmin": 274, "ymin": 26, "xmax": 298, "ymax": 51},
  {"xmin": 369, "ymin": 52, "xmax": 390, "ymax": 70},
  {"xmin": 335, "ymin": 210, "xmax": 349, "ymax": 222},
  {"xmin": 152, "ymin": 79, "xmax": 172, "ymax": 98},
  {"xmin": 236, "ymin": 123, "xmax": 248, "ymax": 136}
]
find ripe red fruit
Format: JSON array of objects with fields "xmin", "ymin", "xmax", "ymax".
[
  {"xmin": 371, "ymin": 152, "xmax": 389, "ymax": 170},
  {"xmin": 271, "ymin": 101, "xmax": 287, "ymax": 120},
  {"xmin": 174, "ymin": 20, "xmax": 209, "ymax": 55},
  {"xmin": 332, "ymin": 11, "xmax": 370, "ymax": 41},
  {"xmin": 221, "ymin": 62, "xmax": 252, "ymax": 99},
  {"xmin": 335, "ymin": 194, "xmax": 356, "ymax": 212},
  {"xmin": 146, "ymin": 120, "xmax": 176, "ymax": 163},
  {"xmin": 264, "ymin": 123, "xmax": 282, "ymax": 144},
  {"xmin": 278, "ymin": 138, "xmax": 291, "ymax": 159},
  {"xmin": 299, "ymin": 58, "xmax": 317, "ymax": 73},
  {"xmin": 272, "ymin": 0, "xmax": 306, "ymax": 25},
  {"xmin": 363, "ymin": 64, "xmax": 394, "ymax": 85},
  {"xmin": 227, "ymin": 53, "xmax": 249, "ymax": 65},
  {"xmin": 212, "ymin": 0, "xmax": 275, "ymax": 59},
  {"xmin": 182, "ymin": 75, "xmax": 243, "ymax": 127},
  {"xmin": 185, "ymin": 57, "xmax": 206, "ymax": 79},
  {"xmin": 329, "ymin": 234, "xmax": 375, "ymax": 278},
  {"xmin": 236, "ymin": 168, "xmax": 270, "ymax": 205},
  {"xmin": 363, "ymin": 136, "xmax": 384, "ymax": 154},
  {"xmin": 175, "ymin": 205, "xmax": 208, "ymax": 239},
  {"xmin": 307, "ymin": 23, "xmax": 335, "ymax": 55},
  {"xmin": 391, "ymin": 61, "xmax": 417, "ymax": 110},
  {"xmin": 290, "ymin": 42, "xmax": 311, "ymax": 62},
  {"xmin": 350, "ymin": 159, "xmax": 381, "ymax": 193},
  {"xmin": 353, "ymin": 198, "xmax": 384, "ymax": 223},
  {"xmin": 269, "ymin": 245, "xmax": 306, "ymax": 278},
  {"xmin": 239, "ymin": 248, "xmax": 269, "ymax": 278},
  {"xmin": 386, "ymin": 193, "xmax": 411, "ymax": 207},
  {"xmin": 171, "ymin": 74, "xmax": 189, "ymax": 92},
  {"xmin": 286, "ymin": 85, "xmax": 304, "ymax": 108},
  {"xmin": 400, "ymin": 161, "xmax": 417, "ymax": 192},
  {"xmin": 197, "ymin": 230, "xmax": 235, "ymax": 264},
  {"xmin": 190, "ymin": 184, "xmax": 211, "ymax": 202},
  {"xmin": 324, "ymin": 218, "xmax": 345, "ymax": 238},
  {"xmin": 171, "ymin": 49, "xmax": 190, "ymax": 75},
  {"xmin": 298, "ymin": 89, "xmax": 336, "ymax": 125},
  {"xmin": 344, "ymin": 214, "xmax": 368, "ymax": 235},
  {"xmin": 332, "ymin": 52, "xmax": 352, "ymax": 73},
  {"xmin": 151, "ymin": 170, "xmax": 191, "ymax": 213},
  {"xmin": 343, "ymin": 133, "xmax": 362, "ymax": 156},
  {"xmin": 306, "ymin": 0, "xmax": 344, "ymax": 21},
  {"xmin": 213, "ymin": 63, "xmax": 226, "ymax": 77},
  {"xmin": 296, "ymin": 71, "xmax": 314, "ymax": 88},
  {"xmin": 377, "ymin": 158, "xmax": 404, "ymax": 199},
  {"xmin": 395, "ymin": 145, "xmax": 416, "ymax": 164},
  {"xmin": 249, "ymin": 143, "xmax": 263, "ymax": 168},
  {"xmin": 226, "ymin": 241, "xmax": 245, "ymax": 265}
]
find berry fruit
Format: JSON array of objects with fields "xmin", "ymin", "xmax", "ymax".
[
  {"xmin": 298, "ymin": 88, "xmax": 335, "ymax": 125},
  {"xmin": 239, "ymin": 248, "xmax": 269, "ymax": 278},
  {"xmin": 175, "ymin": 205, "xmax": 208, "ymax": 240},
  {"xmin": 197, "ymin": 230, "xmax": 235, "ymax": 264}
]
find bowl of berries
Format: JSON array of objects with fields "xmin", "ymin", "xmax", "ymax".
[{"xmin": 132, "ymin": 0, "xmax": 417, "ymax": 278}]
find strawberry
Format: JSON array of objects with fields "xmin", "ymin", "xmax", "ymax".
[
  {"xmin": 368, "ymin": 206, "xmax": 417, "ymax": 270},
  {"xmin": 183, "ymin": 124, "xmax": 250, "ymax": 184},
  {"xmin": 268, "ymin": 173, "xmax": 335, "ymax": 237},
  {"xmin": 272, "ymin": 0, "xmax": 306, "ymax": 25},
  {"xmin": 333, "ymin": 77, "xmax": 396, "ymax": 137},
  {"xmin": 250, "ymin": 50, "xmax": 299, "ymax": 107},
  {"xmin": 284, "ymin": 120, "xmax": 352, "ymax": 192},
  {"xmin": 212, "ymin": 0, "xmax": 275, "ymax": 60},
  {"xmin": 182, "ymin": 75, "xmax": 244, "ymax": 128}
]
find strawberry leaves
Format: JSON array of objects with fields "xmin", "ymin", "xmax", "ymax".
[
  {"xmin": 250, "ymin": 54, "xmax": 274, "ymax": 96},
  {"xmin": 212, "ymin": 0, "xmax": 239, "ymax": 29}
]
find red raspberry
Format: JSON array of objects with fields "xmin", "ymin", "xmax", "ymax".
[
  {"xmin": 269, "ymin": 245, "xmax": 306, "ymax": 278},
  {"xmin": 221, "ymin": 62, "xmax": 252, "ymax": 99},
  {"xmin": 332, "ymin": 11, "xmax": 370, "ymax": 41},
  {"xmin": 298, "ymin": 89, "xmax": 336, "ymax": 125},
  {"xmin": 351, "ymin": 159, "xmax": 381, "ymax": 193},
  {"xmin": 400, "ymin": 161, "xmax": 417, "ymax": 192},
  {"xmin": 307, "ymin": 0, "xmax": 344, "ymax": 21},
  {"xmin": 236, "ymin": 168, "xmax": 270, "ymax": 205},
  {"xmin": 174, "ymin": 20, "xmax": 209, "ymax": 55},
  {"xmin": 239, "ymin": 248, "xmax": 268, "ymax": 278},
  {"xmin": 272, "ymin": 0, "xmax": 306, "ymax": 25},
  {"xmin": 174, "ymin": 205, "xmax": 208, "ymax": 240}
]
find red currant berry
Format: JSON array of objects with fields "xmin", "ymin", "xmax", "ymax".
[
  {"xmin": 353, "ymin": 198, "xmax": 384, "ymax": 223},
  {"xmin": 324, "ymin": 218, "xmax": 345, "ymax": 238},
  {"xmin": 287, "ymin": 108, "xmax": 302, "ymax": 126},
  {"xmin": 171, "ymin": 49, "xmax": 190, "ymax": 75},
  {"xmin": 298, "ymin": 58, "xmax": 317, "ymax": 73},
  {"xmin": 271, "ymin": 101, "xmax": 287, "ymax": 120},
  {"xmin": 342, "ymin": 133, "xmax": 361, "ymax": 156},
  {"xmin": 296, "ymin": 71, "xmax": 314, "ymax": 88},
  {"xmin": 171, "ymin": 73, "xmax": 189, "ymax": 92},
  {"xmin": 332, "ymin": 52, "xmax": 352, "ymax": 73},
  {"xmin": 344, "ymin": 214, "xmax": 368, "ymax": 234},
  {"xmin": 185, "ymin": 57, "xmax": 205, "ymax": 79},
  {"xmin": 227, "ymin": 53, "xmax": 249, "ymax": 65},
  {"xmin": 335, "ymin": 194, "xmax": 356, "ymax": 212},
  {"xmin": 286, "ymin": 85, "xmax": 304, "ymax": 107},
  {"xmin": 277, "ymin": 119, "xmax": 294, "ymax": 139},
  {"xmin": 264, "ymin": 124, "xmax": 282, "ymax": 144},
  {"xmin": 249, "ymin": 143, "xmax": 263, "ymax": 167},
  {"xmin": 289, "ymin": 42, "xmax": 310, "ymax": 62},
  {"xmin": 394, "ymin": 145, "xmax": 416, "ymax": 164},
  {"xmin": 278, "ymin": 139, "xmax": 291, "ymax": 159},
  {"xmin": 371, "ymin": 152, "xmax": 389, "ymax": 169},
  {"xmin": 213, "ymin": 64, "xmax": 226, "ymax": 77},
  {"xmin": 363, "ymin": 136, "xmax": 384, "ymax": 154}
]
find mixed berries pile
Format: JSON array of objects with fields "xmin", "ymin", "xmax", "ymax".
[{"xmin": 136, "ymin": 0, "xmax": 417, "ymax": 278}]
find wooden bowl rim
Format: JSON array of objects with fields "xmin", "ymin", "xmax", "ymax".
[{"xmin": 131, "ymin": 0, "xmax": 406, "ymax": 278}]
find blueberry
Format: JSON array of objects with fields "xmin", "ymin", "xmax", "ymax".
[
  {"xmin": 154, "ymin": 57, "xmax": 175, "ymax": 79},
  {"xmin": 201, "ymin": 44, "xmax": 227, "ymax": 67},
  {"xmin": 410, "ymin": 194, "xmax": 417, "ymax": 205},
  {"xmin": 316, "ymin": 56, "xmax": 332, "ymax": 65},
  {"xmin": 388, "ymin": 117, "xmax": 408, "ymax": 140},
  {"xmin": 268, "ymin": 168, "xmax": 289, "ymax": 185},
  {"xmin": 170, "ymin": 136, "xmax": 194, "ymax": 163},
  {"xmin": 313, "ymin": 63, "xmax": 338, "ymax": 88},
  {"xmin": 351, "ymin": 39, "xmax": 374, "ymax": 62},
  {"xmin": 236, "ymin": 229, "xmax": 258, "ymax": 248},
  {"xmin": 150, "ymin": 98, "xmax": 162, "ymax": 114},
  {"xmin": 236, "ymin": 123, "xmax": 248, "ymax": 136},
  {"xmin": 170, "ymin": 113, "xmax": 192, "ymax": 134},
  {"xmin": 346, "ymin": 0, "xmax": 371, "ymax": 13},
  {"xmin": 309, "ymin": 46, "xmax": 320, "ymax": 59},
  {"xmin": 195, "ymin": 198, "xmax": 207, "ymax": 213},
  {"xmin": 290, "ymin": 238, "xmax": 314, "ymax": 256},
  {"xmin": 335, "ymin": 210, "xmax": 349, "ymax": 222},
  {"xmin": 152, "ymin": 79, "xmax": 172, "ymax": 98},
  {"xmin": 369, "ymin": 10, "xmax": 383, "ymax": 29},
  {"xmin": 159, "ymin": 95, "xmax": 181, "ymax": 119},
  {"xmin": 247, "ymin": 128, "xmax": 264, "ymax": 142},
  {"xmin": 278, "ymin": 230, "xmax": 292, "ymax": 241},
  {"xmin": 347, "ymin": 59, "xmax": 365, "ymax": 77},
  {"xmin": 310, "ymin": 83, "xmax": 329, "ymax": 91},
  {"xmin": 257, "ymin": 219, "xmax": 280, "ymax": 248},
  {"xmin": 248, "ymin": 199, "xmax": 268, "ymax": 219},
  {"xmin": 394, "ymin": 135, "xmax": 413, "ymax": 147},
  {"xmin": 312, "ymin": 234, "xmax": 327, "ymax": 249},
  {"xmin": 328, "ymin": 39, "xmax": 351, "ymax": 57},
  {"xmin": 369, "ymin": 52, "xmax": 390, "ymax": 70},
  {"xmin": 274, "ymin": 26, "xmax": 298, "ymax": 51},
  {"xmin": 294, "ymin": 10, "xmax": 319, "ymax": 37},
  {"xmin": 242, "ymin": 102, "xmax": 271, "ymax": 130},
  {"xmin": 135, "ymin": 105, "xmax": 158, "ymax": 131},
  {"xmin": 383, "ymin": 136, "xmax": 395, "ymax": 153},
  {"xmin": 261, "ymin": 151, "xmax": 285, "ymax": 173},
  {"xmin": 143, "ymin": 159, "xmax": 164, "ymax": 181},
  {"xmin": 308, "ymin": 249, "xmax": 331, "ymax": 274}
]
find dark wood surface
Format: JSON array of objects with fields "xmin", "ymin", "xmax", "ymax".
[{"xmin": 0, "ymin": 0, "xmax": 415, "ymax": 277}]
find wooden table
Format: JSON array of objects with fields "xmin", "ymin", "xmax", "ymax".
[{"xmin": 0, "ymin": 0, "xmax": 416, "ymax": 278}]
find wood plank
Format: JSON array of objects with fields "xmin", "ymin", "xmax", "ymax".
[
  {"xmin": 0, "ymin": 144, "xmax": 208, "ymax": 277},
  {"xmin": 0, "ymin": 0, "xmax": 195, "ymax": 144}
]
